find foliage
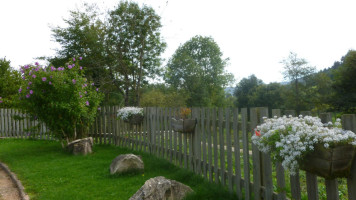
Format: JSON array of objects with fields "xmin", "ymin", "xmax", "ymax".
[
  {"xmin": 51, "ymin": 2, "xmax": 166, "ymax": 106},
  {"xmin": 332, "ymin": 50, "xmax": 356, "ymax": 113},
  {"xmin": 165, "ymin": 35, "xmax": 234, "ymax": 107},
  {"xmin": 280, "ymin": 52, "xmax": 316, "ymax": 113},
  {"xmin": 304, "ymin": 72, "xmax": 333, "ymax": 112},
  {"xmin": 106, "ymin": 1, "xmax": 166, "ymax": 106},
  {"xmin": 50, "ymin": 4, "xmax": 113, "ymax": 97},
  {"xmin": 233, "ymin": 74, "xmax": 263, "ymax": 108},
  {"xmin": 16, "ymin": 58, "xmax": 103, "ymax": 142},
  {"xmin": 0, "ymin": 57, "xmax": 22, "ymax": 108},
  {"xmin": 140, "ymin": 87, "xmax": 187, "ymax": 107},
  {"xmin": 252, "ymin": 116, "xmax": 356, "ymax": 174},
  {"xmin": 117, "ymin": 107, "xmax": 143, "ymax": 121}
]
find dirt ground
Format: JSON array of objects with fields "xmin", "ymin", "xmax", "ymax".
[{"xmin": 0, "ymin": 168, "xmax": 20, "ymax": 200}]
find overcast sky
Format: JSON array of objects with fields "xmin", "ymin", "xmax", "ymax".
[{"xmin": 1, "ymin": 0, "xmax": 356, "ymax": 84}]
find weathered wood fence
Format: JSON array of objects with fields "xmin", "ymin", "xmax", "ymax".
[{"xmin": 1, "ymin": 107, "xmax": 356, "ymax": 200}]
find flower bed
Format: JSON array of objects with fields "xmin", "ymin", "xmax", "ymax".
[{"xmin": 252, "ymin": 115, "xmax": 356, "ymax": 177}]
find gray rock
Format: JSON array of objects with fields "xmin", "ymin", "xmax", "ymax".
[
  {"xmin": 129, "ymin": 176, "xmax": 193, "ymax": 200},
  {"xmin": 110, "ymin": 154, "xmax": 144, "ymax": 174},
  {"xmin": 66, "ymin": 137, "xmax": 93, "ymax": 155}
]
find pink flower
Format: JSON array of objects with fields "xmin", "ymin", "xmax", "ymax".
[
  {"xmin": 86, "ymin": 101, "xmax": 89, "ymax": 106},
  {"xmin": 28, "ymin": 82, "xmax": 32, "ymax": 85},
  {"xmin": 18, "ymin": 88, "xmax": 22, "ymax": 93},
  {"xmin": 79, "ymin": 66, "xmax": 83, "ymax": 70},
  {"xmin": 72, "ymin": 79, "xmax": 76, "ymax": 84},
  {"xmin": 51, "ymin": 66, "xmax": 56, "ymax": 71},
  {"xmin": 73, "ymin": 58, "xmax": 76, "ymax": 61},
  {"xmin": 30, "ymin": 90, "xmax": 33, "ymax": 94},
  {"xmin": 96, "ymin": 88, "xmax": 99, "ymax": 91},
  {"xmin": 68, "ymin": 65, "xmax": 73, "ymax": 69},
  {"xmin": 42, "ymin": 77, "xmax": 47, "ymax": 81},
  {"xmin": 32, "ymin": 75, "xmax": 36, "ymax": 78},
  {"xmin": 26, "ymin": 94, "xmax": 30, "ymax": 98},
  {"xmin": 49, "ymin": 81, "xmax": 52, "ymax": 85},
  {"xmin": 79, "ymin": 57, "xmax": 82, "ymax": 60},
  {"xmin": 35, "ymin": 62, "xmax": 39, "ymax": 66}
]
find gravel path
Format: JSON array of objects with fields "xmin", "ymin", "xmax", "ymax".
[
  {"xmin": 0, "ymin": 162, "xmax": 29, "ymax": 200},
  {"xmin": 0, "ymin": 167, "xmax": 20, "ymax": 200}
]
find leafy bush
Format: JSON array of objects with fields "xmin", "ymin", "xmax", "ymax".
[{"xmin": 17, "ymin": 58, "xmax": 103, "ymax": 142}]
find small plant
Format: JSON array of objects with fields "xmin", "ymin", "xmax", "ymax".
[
  {"xmin": 178, "ymin": 107, "xmax": 191, "ymax": 119},
  {"xmin": 117, "ymin": 107, "xmax": 144, "ymax": 124},
  {"xmin": 252, "ymin": 115, "xmax": 356, "ymax": 175}
]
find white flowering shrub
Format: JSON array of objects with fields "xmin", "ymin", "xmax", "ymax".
[
  {"xmin": 252, "ymin": 115, "xmax": 356, "ymax": 175},
  {"xmin": 117, "ymin": 107, "xmax": 144, "ymax": 121}
]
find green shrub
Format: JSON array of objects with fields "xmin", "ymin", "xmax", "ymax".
[{"xmin": 17, "ymin": 57, "xmax": 103, "ymax": 142}]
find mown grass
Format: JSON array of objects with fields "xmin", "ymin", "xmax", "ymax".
[{"xmin": 0, "ymin": 138, "xmax": 237, "ymax": 200}]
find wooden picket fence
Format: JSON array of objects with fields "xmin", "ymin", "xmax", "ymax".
[{"xmin": 1, "ymin": 107, "xmax": 356, "ymax": 200}]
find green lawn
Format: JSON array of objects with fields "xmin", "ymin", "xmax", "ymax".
[{"xmin": 0, "ymin": 139, "xmax": 237, "ymax": 200}]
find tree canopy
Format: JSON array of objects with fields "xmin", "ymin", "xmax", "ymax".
[
  {"xmin": 332, "ymin": 50, "xmax": 356, "ymax": 113},
  {"xmin": 0, "ymin": 57, "xmax": 21, "ymax": 108},
  {"xmin": 281, "ymin": 52, "xmax": 316, "ymax": 113},
  {"xmin": 50, "ymin": 2, "xmax": 166, "ymax": 106},
  {"xmin": 165, "ymin": 35, "xmax": 234, "ymax": 107}
]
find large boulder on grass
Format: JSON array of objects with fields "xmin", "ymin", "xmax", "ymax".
[
  {"xmin": 66, "ymin": 137, "xmax": 93, "ymax": 155},
  {"xmin": 110, "ymin": 154, "xmax": 144, "ymax": 174},
  {"xmin": 129, "ymin": 176, "xmax": 193, "ymax": 200}
]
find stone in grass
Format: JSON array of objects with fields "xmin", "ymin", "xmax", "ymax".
[
  {"xmin": 66, "ymin": 137, "xmax": 93, "ymax": 155},
  {"xmin": 110, "ymin": 154, "xmax": 144, "ymax": 175},
  {"xmin": 129, "ymin": 176, "xmax": 194, "ymax": 200}
]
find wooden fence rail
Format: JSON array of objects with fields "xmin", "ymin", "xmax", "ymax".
[{"xmin": 1, "ymin": 107, "xmax": 356, "ymax": 200}]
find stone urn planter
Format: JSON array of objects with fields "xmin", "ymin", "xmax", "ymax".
[
  {"xmin": 299, "ymin": 144, "xmax": 356, "ymax": 179},
  {"xmin": 171, "ymin": 118, "xmax": 197, "ymax": 133},
  {"xmin": 124, "ymin": 114, "xmax": 144, "ymax": 125}
]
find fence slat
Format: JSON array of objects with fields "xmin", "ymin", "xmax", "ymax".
[
  {"xmin": 342, "ymin": 114, "xmax": 356, "ymax": 200},
  {"xmin": 306, "ymin": 172, "xmax": 319, "ymax": 200},
  {"xmin": 226, "ymin": 108, "xmax": 233, "ymax": 192},
  {"xmin": 251, "ymin": 108, "xmax": 261, "ymax": 200},
  {"xmin": 241, "ymin": 108, "xmax": 251, "ymax": 200},
  {"xmin": 201, "ymin": 108, "xmax": 207, "ymax": 178},
  {"xmin": 233, "ymin": 108, "xmax": 242, "ymax": 199},
  {"xmin": 212, "ymin": 108, "xmax": 219, "ymax": 184},
  {"xmin": 206, "ymin": 108, "xmax": 213, "ymax": 182},
  {"xmin": 218, "ymin": 108, "xmax": 225, "ymax": 186}
]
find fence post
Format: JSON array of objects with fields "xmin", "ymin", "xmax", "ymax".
[
  {"xmin": 342, "ymin": 114, "xmax": 356, "ymax": 200},
  {"xmin": 241, "ymin": 108, "xmax": 251, "ymax": 200},
  {"xmin": 272, "ymin": 109, "xmax": 287, "ymax": 200},
  {"xmin": 320, "ymin": 113, "xmax": 339, "ymax": 200}
]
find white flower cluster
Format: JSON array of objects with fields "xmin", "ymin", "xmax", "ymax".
[
  {"xmin": 117, "ymin": 107, "xmax": 143, "ymax": 120},
  {"xmin": 252, "ymin": 115, "xmax": 356, "ymax": 175}
]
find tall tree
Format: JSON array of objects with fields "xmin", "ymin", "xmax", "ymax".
[
  {"xmin": 0, "ymin": 57, "xmax": 21, "ymax": 108},
  {"xmin": 281, "ymin": 52, "xmax": 316, "ymax": 113},
  {"xmin": 50, "ymin": 4, "xmax": 118, "ymax": 104},
  {"xmin": 165, "ymin": 35, "xmax": 234, "ymax": 107},
  {"xmin": 233, "ymin": 74, "xmax": 263, "ymax": 108},
  {"xmin": 106, "ymin": 1, "xmax": 166, "ymax": 106},
  {"xmin": 332, "ymin": 50, "xmax": 356, "ymax": 112}
]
